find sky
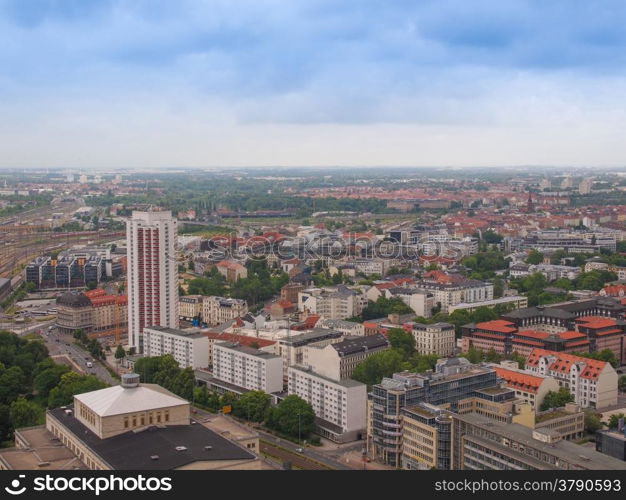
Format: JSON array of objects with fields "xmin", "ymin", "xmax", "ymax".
[{"xmin": 2, "ymin": 0, "xmax": 626, "ymax": 169}]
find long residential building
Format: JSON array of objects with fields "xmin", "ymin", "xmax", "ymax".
[
  {"xmin": 416, "ymin": 273, "xmax": 493, "ymax": 314},
  {"xmin": 143, "ymin": 326, "xmax": 209, "ymax": 369},
  {"xmin": 26, "ymin": 254, "xmax": 105, "ymax": 290},
  {"xmin": 526, "ymin": 348, "xmax": 618, "ymax": 409},
  {"xmin": 288, "ymin": 365, "xmax": 367, "ymax": 443},
  {"xmin": 213, "ymin": 342, "xmax": 283, "ymax": 394}
]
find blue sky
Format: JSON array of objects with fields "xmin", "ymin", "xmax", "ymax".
[{"xmin": 2, "ymin": 0, "xmax": 626, "ymax": 168}]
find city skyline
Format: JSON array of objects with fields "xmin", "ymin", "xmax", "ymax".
[{"xmin": 3, "ymin": 1, "xmax": 626, "ymax": 169}]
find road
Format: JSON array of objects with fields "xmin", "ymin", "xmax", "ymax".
[{"xmin": 42, "ymin": 326, "xmax": 118, "ymax": 385}]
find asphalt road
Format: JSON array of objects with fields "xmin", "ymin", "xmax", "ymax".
[{"xmin": 43, "ymin": 326, "xmax": 118, "ymax": 385}]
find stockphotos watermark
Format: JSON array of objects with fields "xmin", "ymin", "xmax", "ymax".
[{"xmin": 3, "ymin": 474, "xmax": 172, "ymax": 496}]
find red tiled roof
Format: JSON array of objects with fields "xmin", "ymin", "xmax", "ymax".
[
  {"xmin": 576, "ymin": 316, "xmax": 618, "ymax": 329},
  {"xmin": 303, "ymin": 315, "xmax": 321, "ymax": 328},
  {"xmin": 475, "ymin": 320, "xmax": 517, "ymax": 334},
  {"xmin": 594, "ymin": 328, "xmax": 623, "ymax": 336},
  {"xmin": 514, "ymin": 330, "xmax": 549, "ymax": 340},
  {"xmin": 512, "ymin": 338, "xmax": 545, "ymax": 347},
  {"xmin": 494, "ymin": 367, "xmax": 543, "ymax": 394},
  {"xmin": 526, "ymin": 348, "xmax": 607, "ymax": 381},
  {"xmin": 558, "ymin": 330, "xmax": 586, "ymax": 340}
]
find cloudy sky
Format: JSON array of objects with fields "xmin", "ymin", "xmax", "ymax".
[{"xmin": 2, "ymin": 0, "xmax": 626, "ymax": 169}]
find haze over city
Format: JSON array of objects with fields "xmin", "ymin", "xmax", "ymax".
[{"xmin": 3, "ymin": 0, "xmax": 626, "ymax": 168}]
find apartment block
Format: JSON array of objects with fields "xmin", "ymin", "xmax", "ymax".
[
  {"xmin": 298, "ymin": 285, "xmax": 367, "ymax": 320},
  {"xmin": 409, "ymin": 322, "xmax": 456, "ymax": 356},
  {"xmin": 302, "ymin": 333, "xmax": 390, "ymax": 381},
  {"xmin": 526, "ymin": 348, "xmax": 618, "ymax": 409},
  {"xmin": 144, "ymin": 326, "xmax": 209, "ymax": 369},
  {"xmin": 202, "ymin": 296, "xmax": 248, "ymax": 326},
  {"xmin": 288, "ymin": 365, "xmax": 367, "ymax": 443},
  {"xmin": 213, "ymin": 342, "xmax": 283, "ymax": 393}
]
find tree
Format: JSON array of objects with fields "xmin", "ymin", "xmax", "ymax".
[
  {"xmin": 48, "ymin": 372, "xmax": 107, "ymax": 408},
  {"xmin": 540, "ymin": 388, "xmax": 574, "ymax": 411},
  {"xmin": 572, "ymin": 349, "xmax": 619, "ymax": 369},
  {"xmin": 33, "ymin": 363, "xmax": 70, "ymax": 400},
  {"xmin": 266, "ymin": 395, "xmax": 315, "ymax": 440},
  {"xmin": 352, "ymin": 349, "xmax": 406, "ymax": 387},
  {"xmin": 608, "ymin": 413, "xmax": 625, "ymax": 429},
  {"xmin": 387, "ymin": 328, "xmax": 415, "ymax": 356},
  {"xmin": 619, "ymin": 375, "xmax": 626, "ymax": 393},
  {"xmin": 114, "ymin": 345, "xmax": 126, "ymax": 361},
  {"xmin": 584, "ymin": 412, "xmax": 603, "ymax": 434},
  {"xmin": 10, "ymin": 397, "xmax": 43, "ymax": 429},
  {"xmin": 526, "ymin": 250, "xmax": 544, "ymax": 265},
  {"xmin": 234, "ymin": 390, "xmax": 271, "ymax": 422}
]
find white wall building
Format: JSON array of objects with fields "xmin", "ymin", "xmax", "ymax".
[
  {"xmin": 288, "ymin": 365, "xmax": 367, "ymax": 442},
  {"xmin": 409, "ymin": 322, "xmax": 456, "ymax": 356},
  {"xmin": 382, "ymin": 287, "xmax": 434, "ymax": 317},
  {"xmin": 143, "ymin": 326, "xmax": 209, "ymax": 369},
  {"xmin": 127, "ymin": 211, "xmax": 179, "ymax": 352},
  {"xmin": 213, "ymin": 342, "xmax": 283, "ymax": 394},
  {"xmin": 297, "ymin": 285, "xmax": 367, "ymax": 320}
]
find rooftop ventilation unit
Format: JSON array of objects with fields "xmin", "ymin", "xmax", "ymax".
[
  {"xmin": 175, "ymin": 446, "xmax": 188, "ymax": 452},
  {"xmin": 150, "ymin": 455, "xmax": 159, "ymax": 460},
  {"xmin": 121, "ymin": 373, "xmax": 140, "ymax": 388}
]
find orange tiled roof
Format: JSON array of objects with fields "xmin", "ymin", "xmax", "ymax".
[
  {"xmin": 526, "ymin": 348, "xmax": 607, "ymax": 381},
  {"xmin": 494, "ymin": 367, "xmax": 543, "ymax": 394},
  {"xmin": 475, "ymin": 320, "xmax": 517, "ymax": 334},
  {"xmin": 576, "ymin": 316, "xmax": 618, "ymax": 329}
]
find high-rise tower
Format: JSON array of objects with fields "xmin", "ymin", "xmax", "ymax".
[{"xmin": 127, "ymin": 210, "xmax": 178, "ymax": 352}]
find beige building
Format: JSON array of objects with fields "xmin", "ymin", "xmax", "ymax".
[
  {"xmin": 42, "ymin": 374, "xmax": 260, "ymax": 470},
  {"xmin": 179, "ymin": 295, "xmax": 203, "ymax": 321},
  {"xmin": 490, "ymin": 362, "xmax": 560, "ymax": 410},
  {"xmin": 302, "ymin": 333, "xmax": 390, "ymax": 381},
  {"xmin": 297, "ymin": 285, "xmax": 367, "ymax": 320},
  {"xmin": 410, "ymin": 322, "xmax": 455, "ymax": 356},
  {"xmin": 202, "ymin": 296, "xmax": 248, "ymax": 326},
  {"xmin": 216, "ymin": 260, "xmax": 248, "ymax": 283}
]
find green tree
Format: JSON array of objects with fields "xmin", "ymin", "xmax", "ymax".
[
  {"xmin": 266, "ymin": 395, "xmax": 315, "ymax": 440},
  {"xmin": 619, "ymin": 375, "xmax": 626, "ymax": 392},
  {"xmin": 48, "ymin": 372, "xmax": 107, "ymax": 408},
  {"xmin": 584, "ymin": 412, "xmax": 603, "ymax": 434},
  {"xmin": 608, "ymin": 413, "xmax": 625, "ymax": 429},
  {"xmin": 9, "ymin": 397, "xmax": 43, "ymax": 429},
  {"xmin": 234, "ymin": 390, "xmax": 271, "ymax": 422},
  {"xmin": 352, "ymin": 349, "xmax": 406, "ymax": 387},
  {"xmin": 526, "ymin": 250, "xmax": 544, "ymax": 265},
  {"xmin": 387, "ymin": 328, "xmax": 415, "ymax": 356},
  {"xmin": 33, "ymin": 363, "xmax": 70, "ymax": 400},
  {"xmin": 114, "ymin": 345, "xmax": 126, "ymax": 361},
  {"xmin": 540, "ymin": 388, "xmax": 574, "ymax": 411}
]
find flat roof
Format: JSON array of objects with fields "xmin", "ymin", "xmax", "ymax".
[
  {"xmin": 214, "ymin": 342, "xmax": 280, "ymax": 359},
  {"xmin": 49, "ymin": 408, "xmax": 255, "ymax": 470},
  {"xmin": 456, "ymin": 413, "xmax": 626, "ymax": 470},
  {"xmin": 144, "ymin": 326, "xmax": 206, "ymax": 339},
  {"xmin": 289, "ymin": 365, "xmax": 365, "ymax": 388}
]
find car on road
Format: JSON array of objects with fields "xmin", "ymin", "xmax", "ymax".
[
  {"xmin": 295, "ymin": 448, "xmax": 304, "ymax": 453},
  {"xmin": 86, "ymin": 362, "xmax": 93, "ymax": 368}
]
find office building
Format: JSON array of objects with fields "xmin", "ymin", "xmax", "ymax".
[
  {"xmin": 451, "ymin": 412, "xmax": 626, "ymax": 470},
  {"xmin": 127, "ymin": 211, "xmax": 179, "ymax": 352}
]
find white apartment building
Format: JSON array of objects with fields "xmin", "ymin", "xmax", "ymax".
[
  {"xmin": 143, "ymin": 326, "xmax": 209, "ymax": 369},
  {"xmin": 213, "ymin": 342, "xmax": 283, "ymax": 394},
  {"xmin": 409, "ymin": 322, "xmax": 455, "ymax": 356},
  {"xmin": 418, "ymin": 280, "xmax": 493, "ymax": 314},
  {"xmin": 302, "ymin": 333, "xmax": 390, "ymax": 381},
  {"xmin": 526, "ymin": 349, "xmax": 618, "ymax": 409},
  {"xmin": 317, "ymin": 318, "xmax": 365, "ymax": 336},
  {"xmin": 382, "ymin": 287, "xmax": 434, "ymax": 318},
  {"xmin": 202, "ymin": 296, "xmax": 248, "ymax": 326},
  {"xmin": 288, "ymin": 365, "xmax": 367, "ymax": 442},
  {"xmin": 297, "ymin": 285, "xmax": 367, "ymax": 320},
  {"xmin": 277, "ymin": 329, "xmax": 344, "ymax": 379},
  {"xmin": 127, "ymin": 211, "xmax": 179, "ymax": 352}
]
